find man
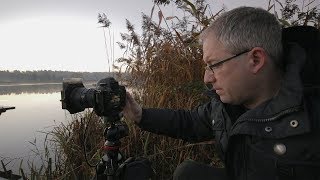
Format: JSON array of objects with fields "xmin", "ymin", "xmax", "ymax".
[{"xmin": 123, "ymin": 6, "xmax": 320, "ymax": 180}]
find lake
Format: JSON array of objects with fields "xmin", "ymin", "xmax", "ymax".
[{"xmin": 0, "ymin": 83, "xmax": 84, "ymax": 174}]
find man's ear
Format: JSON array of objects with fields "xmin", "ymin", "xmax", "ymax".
[{"xmin": 247, "ymin": 47, "xmax": 267, "ymax": 74}]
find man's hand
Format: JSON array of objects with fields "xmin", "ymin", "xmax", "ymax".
[{"xmin": 123, "ymin": 92, "xmax": 142, "ymax": 124}]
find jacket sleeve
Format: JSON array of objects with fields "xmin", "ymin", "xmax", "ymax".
[{"xmin": 137, "ymin": 101, "xmax": 215, "ymax": 143}]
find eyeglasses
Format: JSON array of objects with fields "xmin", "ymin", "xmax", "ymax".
[{"xmin": 204, "ymin": 49, "xmax": 250, "ymax": 73}]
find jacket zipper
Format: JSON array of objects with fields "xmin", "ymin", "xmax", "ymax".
[
  {"xmin": 238, "ymin": 106, "xmax": 301, "ymax": 124},
  {"xmin": 229, "ymin": 106, "xmax": 302, "ymax": 134}
]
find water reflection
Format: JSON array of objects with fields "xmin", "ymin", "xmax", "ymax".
[
  {"xmin": 0, "ymin": 84, "xmax": 72, "ymax": 173},
  {"xmin": 0, "ymin": 82, "xmax": 96, "ymax": 95},
  {"xmin": 0, "ymin": 83, "xmax": 62, "ymax": 95}
]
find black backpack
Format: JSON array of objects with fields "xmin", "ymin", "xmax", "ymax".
[{"xmin": 282, "ymin": 26, "xmax": 320, "ymax": 87}]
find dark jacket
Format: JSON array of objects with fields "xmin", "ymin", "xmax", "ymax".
[{"xmin": 138, "ymin": 44, "xmax": 320, "ymax": 180}]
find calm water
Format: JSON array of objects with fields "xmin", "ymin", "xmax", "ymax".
[{"xmin": 0, "ymin": 83, "xmax": 74, "ymax": 173}]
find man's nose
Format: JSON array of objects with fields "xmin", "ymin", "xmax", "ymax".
[{"xmin": 203, "ymin": 70, "xmax": 216, "ymax": 84}]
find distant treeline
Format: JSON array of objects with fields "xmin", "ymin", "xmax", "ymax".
[{"xmin": 0, "ymin": 70, "xmax": 125, "ymax": 83}]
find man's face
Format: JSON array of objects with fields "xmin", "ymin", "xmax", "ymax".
[{"xmin": 202, "ymin": 35, "xmax": 251, "ymax": 105}]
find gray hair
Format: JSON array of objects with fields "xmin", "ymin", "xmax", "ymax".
[{"xmin": 200, "ymin": 6, "xmax": 283, "ymax": 68}]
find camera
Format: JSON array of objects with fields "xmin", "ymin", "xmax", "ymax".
[{"xmin": 61, "ymin": 77, "xmax": 126, "ymax": 119}]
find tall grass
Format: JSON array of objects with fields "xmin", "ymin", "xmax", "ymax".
[{"xmin": 47, "ymin": 111, "xmax": 104, "ymax": 179}]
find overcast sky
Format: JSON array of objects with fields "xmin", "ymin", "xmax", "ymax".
[{"xmin": 0, "ymin": 0, "xmax": 271, "ymax": 72}]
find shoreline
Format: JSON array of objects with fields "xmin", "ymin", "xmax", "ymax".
[
  {"xmin": 0, "ymin": 82, "xmax": 97, "ymax": 87},
  {"xmin": 0, "ymin": 82, "xmax": 62, "ymax": 86}
]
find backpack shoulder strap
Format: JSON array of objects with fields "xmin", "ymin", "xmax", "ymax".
[{"xmin": 283, "ymin": 26, "xmax": 320, "ymax": 129}]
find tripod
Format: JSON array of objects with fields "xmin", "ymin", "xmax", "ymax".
[{"xmin": 95, "ymin": 115, "xmax": 128, "ymax": 180}]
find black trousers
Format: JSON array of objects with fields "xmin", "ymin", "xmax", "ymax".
[{"xmin": 173, "ymin": 160, "xmax": 227, "ymax": 180}]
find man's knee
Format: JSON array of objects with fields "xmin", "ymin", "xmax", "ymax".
[
  {"xmin": 173, "ymin": 160, "xmax": 198, "ymax": 180},
  {"xmin": 173, "ymin": 160, "xmax": 227, "ymax": 180}
]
